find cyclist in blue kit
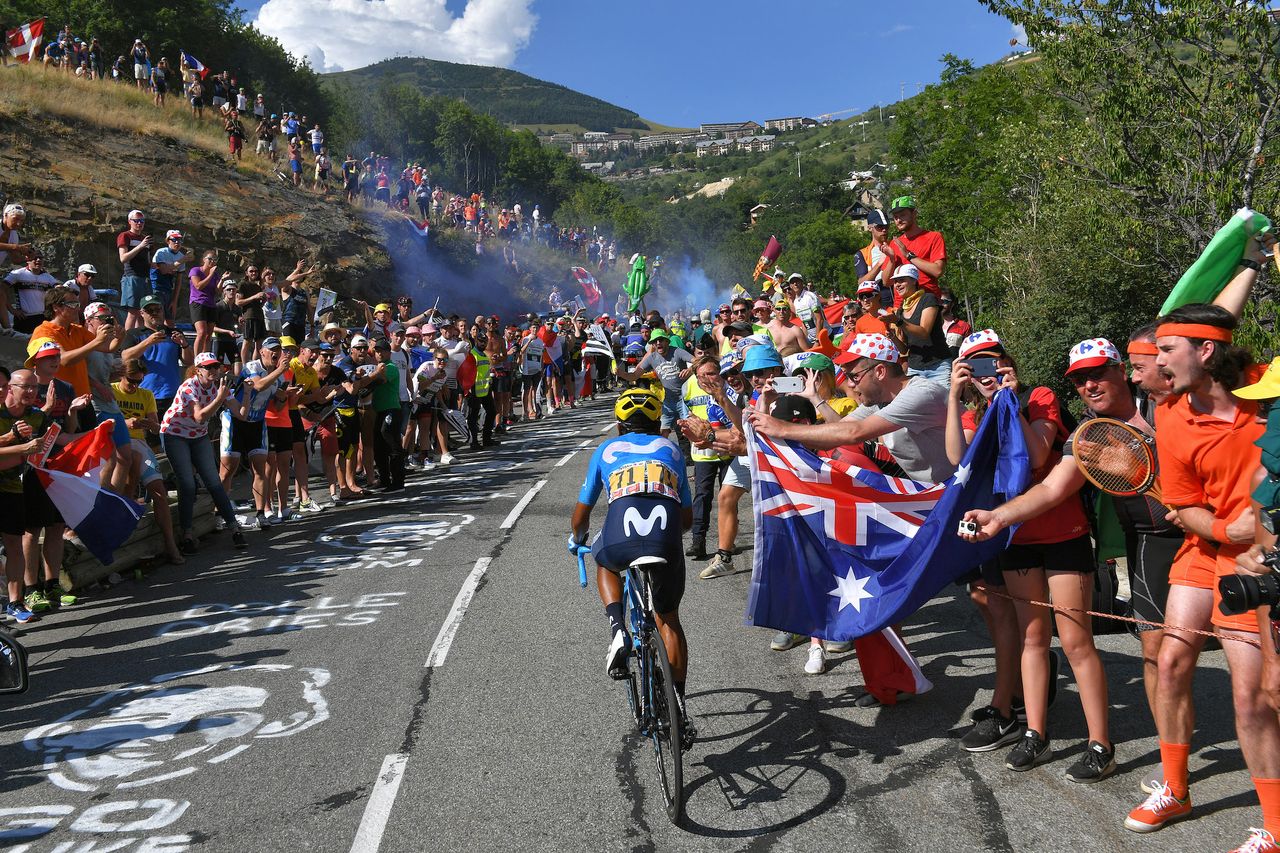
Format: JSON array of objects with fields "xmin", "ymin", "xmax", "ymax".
[{"xmin": 570, "ymin": 387, "xmax": 694, "ymax": 731}]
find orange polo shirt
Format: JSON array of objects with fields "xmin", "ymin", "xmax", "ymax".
[{"xmin": 1156, "ymin": 365, "xmax": 1265, "ymax": 630}]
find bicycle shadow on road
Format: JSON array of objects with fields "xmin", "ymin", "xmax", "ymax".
[{"xmin": 678, "ymin": 686, "xmax": 894, "ymax": 838}]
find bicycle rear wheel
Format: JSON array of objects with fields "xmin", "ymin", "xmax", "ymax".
[{"xmin": 645, "ymin": 627, "xmax": 684, "ymax": 824}]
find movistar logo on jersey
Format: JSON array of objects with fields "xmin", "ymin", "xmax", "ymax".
[
  {"xmin": 623, "ymin": 503, "xmax": 668, "ymax": 537},
  {"xmin": 601, "ymin": 435, "xmax": 673, "ymax": 463}
]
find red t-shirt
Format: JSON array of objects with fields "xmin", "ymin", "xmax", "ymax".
[
  {"xmin": 886, "ymin": 229, "xmax": 946, "ymax": 302},
  {"xmin": 962, "ymin": 386, "xmax": 1089, "ymax": 545}
]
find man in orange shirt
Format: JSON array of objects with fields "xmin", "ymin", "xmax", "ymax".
[
  {"xmin": 1125, "ymin": 301, "xmax": 1280, "ymax": 853},
  {"xmin": 27, "ymin": 286, "xmax": 111, "ymax": 400}
]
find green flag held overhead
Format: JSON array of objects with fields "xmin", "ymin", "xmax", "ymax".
[
  {"xmin": 625, "ymin": 253, "xmax": 649, "ymax": 313},
  {"xmin": 1160, "ymin": 207, "xmax": 1272, "ymax": 316}
]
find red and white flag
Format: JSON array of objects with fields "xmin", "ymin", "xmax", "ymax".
[{"xmin": 6, "ymin": 17, "xmax": 44, "ymax": 63}]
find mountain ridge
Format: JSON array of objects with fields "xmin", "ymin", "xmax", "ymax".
[{"xmin": 324, "ymin": 56, "xmax": 672, "ymax": 133}]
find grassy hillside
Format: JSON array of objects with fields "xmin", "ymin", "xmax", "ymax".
[{"xmin": 326, "ymin": 57, "xmax": 653, "ymax": 132}]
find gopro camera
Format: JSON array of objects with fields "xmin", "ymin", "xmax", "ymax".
[{"xmin": 957, "ymin": 519, "xmax": 979, "ymax": 537}]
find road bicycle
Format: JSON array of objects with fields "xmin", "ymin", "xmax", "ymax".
[{"xmin": 572, "ymin": 543, "xmax": 684, "ymax": 824}]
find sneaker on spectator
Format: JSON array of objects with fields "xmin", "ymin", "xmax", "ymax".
[
  {"xmin": 961, "ymin": 706, "xmax": 1022, "ymax": 753},
  {"xmin": 1006, "ymin": 729, "xmax": 1052, "ymax": 772},
  {"xmin": 699, "ymin": 553, "xmax": 742, "ymax": 579},
  {"xmin": 770, "ymin": 631, "xmax": 805, "ymax": 651},
  {"xmin": 5, "ymin": 601, "xmax": 37, "ymax": 623},
  {"xmin": 277, "ymin": 508, "xmax": 293, "ymax": 523},
  {"xmin": 231, "ymin": 530, "xmax": 248, "ymax": 550},
  {"xmin": 24, "ymin": 588, "xmax": 51, "ymax": 613},
  {"xmin": 1124, "ymin": 782, "xmax": 1191, "ymax": 833},
  {"xmin": 258, "ymin": 512, "xmax": 275, "ymax": 528},
  {"xmin": 241, "ymin": 515, "xmax": 261, "ymax": 531},
  {"xmin": 804, "ymin": 644, "xmax": 826, "ymax": 675},
  {"xmin": 1230, "ymin": 828, "xmax": 1280, "ymax": 853},
  {"xmin": 234, "ymin": 499, "xmax": 253, "ymax": 511},
  {"xmin": 298, "ymin": 499, "xmax": 323, "ymax": 513},
  {"xmin": 439, "ymin": 453, "xmax": 455, "ymax": 465},
  {"xmin": 214, "ymin": 515, "xmax": 227, "ymax": 532},
  {"xmin": 824, "ymin": 639, "xmax": 854, "ymax": 654},
  {"xmin": 1066, "ymin": 740, "xmax": 1116, "ymax": 783}
]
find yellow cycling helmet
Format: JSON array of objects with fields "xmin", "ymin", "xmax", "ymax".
[{"xmin": 614, "ymin": 387, "xmax": 663, "ymax": 429}]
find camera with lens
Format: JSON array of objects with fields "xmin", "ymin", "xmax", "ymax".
[{"xmin": 1218, "ymin": 549, "xmax": 1280, "ymax": 616}]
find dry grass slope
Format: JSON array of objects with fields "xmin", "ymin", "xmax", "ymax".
[{"xmin": 1, "ymin": 63, "xmax": 277, "ymax": 179}]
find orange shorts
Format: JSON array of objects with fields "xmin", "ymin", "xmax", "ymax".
[
  {"xmin": 1212, "ymin": 544, "xmax": 1264, "ymax": 633},
  {"xmin": 1168, "ymin": 538, "xmax": 1217, "ymax": 590}
]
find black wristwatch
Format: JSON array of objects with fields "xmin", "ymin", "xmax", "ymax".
[{"xmin": 1241, "ymin": 258, "xmax": 1263, "ymax": 272}]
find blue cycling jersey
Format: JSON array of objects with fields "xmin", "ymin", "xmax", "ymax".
[{"xmin": 578, "ymin": 434, "xmax": 692, "ymax": 509}]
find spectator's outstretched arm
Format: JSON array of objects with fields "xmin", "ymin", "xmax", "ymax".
[{"xmin": 1213, "ymin": 234, "xmax": 1274, "ymax": 321}]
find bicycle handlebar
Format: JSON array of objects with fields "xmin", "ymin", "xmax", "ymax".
[{"xmin": 569, "ymin": 541, "xmax": 592, "ymax": 588}]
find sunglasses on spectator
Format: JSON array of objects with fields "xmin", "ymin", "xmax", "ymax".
[
  {"xmin": 130, "ymin": 217, "xmax": 145, "ymax": 223},
  {"xmin": 1068, "ymin": 366, "xmax": 1111, "ymax": 386},
  {"xmin": 352, "ymin": 345, "xmax": 368, "ymax": 350},
  {"xmin": 847, "ymin": 364, "xmax": 877, "ymax": 386},
  {"xmin": 732, "ymin": 308, "xmax": 749, "ymax": 314},
  {"xmin": 857, "ymin": 294, "xmax": 875, "ymax": 301}
]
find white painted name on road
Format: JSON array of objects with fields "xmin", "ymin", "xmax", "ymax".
[
  {"xmin": 499, "ymin": 480, "xmax": 546, "ymax": 529},
  {"xmin": 425, "ymin": 557, "xmax": 492, "ymax": 668},
  {"xmin": 0, "ymin": 799, "xmax": 192, "ymax": 850},
  {"xmin": 155, "ymin": 593, "xmax": 407, "ymax": 638},
  {"xmin": 348, "ymin": 753, "xmax": 409, "ymax": 853}
]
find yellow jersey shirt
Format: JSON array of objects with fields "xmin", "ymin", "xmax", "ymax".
[{"xmin": 113, "ymin": 382, "xmax": 158, "ymax": 440}]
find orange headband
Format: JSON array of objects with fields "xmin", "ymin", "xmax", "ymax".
[
  {"xmin": 1155, "ymin": 323, "xmax": 1233, "ymax": 343},
  {"xmin": 1126, "ymin": 341, "xmax": 1158, "ymax": 356}
]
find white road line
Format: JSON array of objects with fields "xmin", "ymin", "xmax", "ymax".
[
  {"xmin": 499, "ymin": 480, "xmax": 546, "ymax": 529},
  {"xmin": 425, "ymin": 557, "xmax": 492, "ymax": 668},
  {"xmin": 349, "ymin": 753, "xmax": 410, "ymax": 853},
  {"xmin": 578, "ymin": 439, "xmax": 593, "ymax": 448},
  {"xmin": 554, "ymin": 450, "xmax": 578, "ymax": 468},
  {"xmin": 600, "ymin": 423, "xmax": 614, "ymax": 433}
]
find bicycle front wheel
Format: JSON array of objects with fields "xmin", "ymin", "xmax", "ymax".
[{"xmin": 645, "ymin": 627, "xmax": 684, "ymax": 824}]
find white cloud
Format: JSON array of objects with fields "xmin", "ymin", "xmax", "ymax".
[
  {"xmin": 881, "ymin": 23, "xmax": 914, "ymax": 36},
  {"xmin": 254, "ymin": 0, "xmax": 537, "ymax": 73}
]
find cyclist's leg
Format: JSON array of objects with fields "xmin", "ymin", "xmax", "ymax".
[{"xmin": 654, "ymin": 608, "xmax": 687, "ymax": 686}]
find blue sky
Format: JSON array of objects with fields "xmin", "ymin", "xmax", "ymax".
[{"xmin": 245, "ymin": 0, "xmax": 1022, "ymax": 126}]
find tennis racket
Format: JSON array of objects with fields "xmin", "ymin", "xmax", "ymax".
[{"xmin": 1071, "ymin": 417, "xmax": 1165, "ymax": 505}]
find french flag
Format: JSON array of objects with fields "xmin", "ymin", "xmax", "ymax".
[
  {"xmin": 6, "ymin": 17, "xmax": 43, "ymax": 62},
  {"xmin": 35, "ymin": 423, "xmax": 143, "ymax": 565},
  {"xmin": 182, "ymin": 50, "xmax": 209, "ymax": 79}
]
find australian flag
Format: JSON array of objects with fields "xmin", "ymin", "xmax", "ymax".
[{"xmin": 746, "ymin": 389, "xmax": 1031, "ymax": 644}]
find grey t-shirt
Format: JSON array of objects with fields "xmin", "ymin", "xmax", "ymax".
[
  {"xmin": 850, "ymin": 376, "xmax": 954, "ymax": 482},
  {"xmin": 87, "ymin": 350, "xmax": 121, "ymax": 415},
  {"xmin": 638, "ymin": 347, "xmax": 692, "ymax": 393}
]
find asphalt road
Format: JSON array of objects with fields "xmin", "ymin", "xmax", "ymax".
[{"xmin": 0, "ymin": 396, "xmax": 1260, "ymax": 852}]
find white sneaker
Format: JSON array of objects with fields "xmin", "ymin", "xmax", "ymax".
[
  {"xmin": 419, "ymin": 461, "xmax": 436, "ymax": 471},
  {"xmin": 299, "ymin": 499, "xmax": 323, "ymax": 513},
  {"xmin": 240, "ymin": 515, "xmax": 261, "ymax": 531},
  {"xmin": 804, "ymin": 644, "xmax": 826, "ymax": 675},
  {"xmin": 439, "ymin": 453, "xmax": 455, "ymax": 465},
  {"xmin": 214, "ymin": 515, "xmax": 227, "ymax": 532}
]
